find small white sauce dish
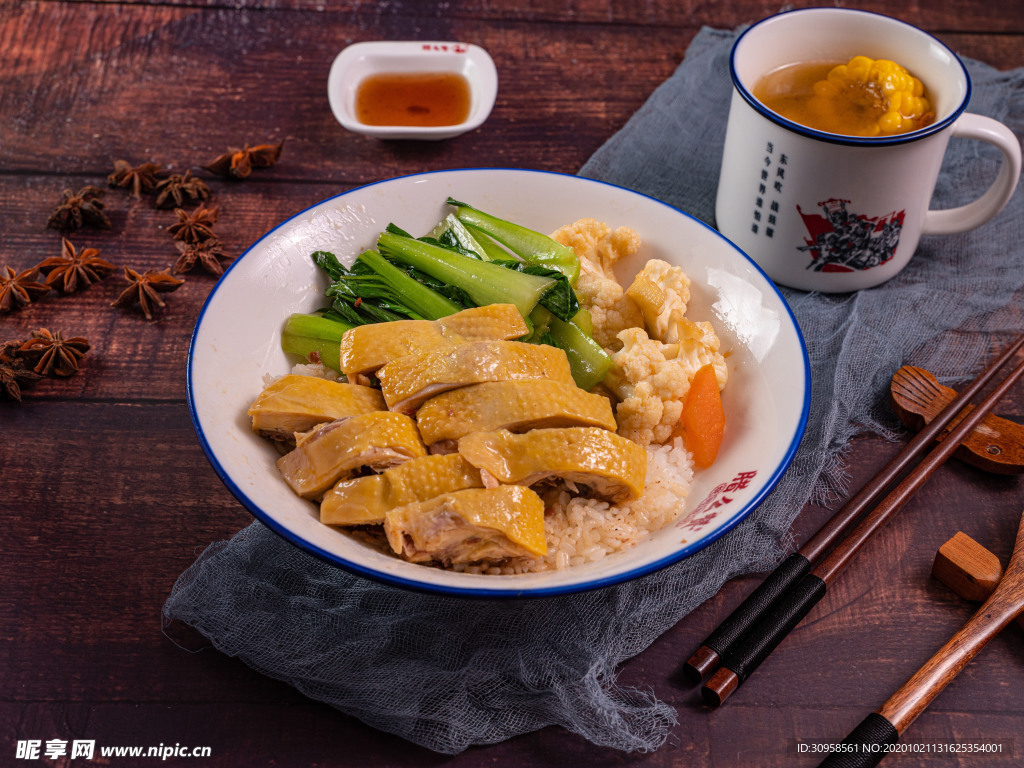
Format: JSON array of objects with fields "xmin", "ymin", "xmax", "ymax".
[{"xmin": 328, "ymin": 41, "xmax": 498, "ymax": 140}]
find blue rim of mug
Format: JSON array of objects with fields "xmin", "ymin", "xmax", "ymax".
[{"xmin": 729, "ymin": 8, "xmax": 972, "ymax": 147}]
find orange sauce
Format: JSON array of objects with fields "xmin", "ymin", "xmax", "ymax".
[{"xmin": 355, "ymin": 72, "xmax": 471, "ymax": 127}]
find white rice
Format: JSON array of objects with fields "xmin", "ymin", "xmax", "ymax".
[{"xmin": 287, "ymin": 362, "xmax": 342, "ymax": 381}]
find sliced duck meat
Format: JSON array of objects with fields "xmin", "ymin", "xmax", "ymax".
[
  {"xmin": 415, "ymin": 379, "xmax": 617, "ymax": 445},
  {"xmin": 383, "ymin": 485, "xmax": 547, "ymax": 564},
  {"xmin": 377, "ymin": 340, "xmax": 574, "ymax": 414},
  {"xmin": 277, "ymin": 411, "xmax": 426, "ymax": 499},
  {"xmin": 320, "ymin": 453, "xmax": 483, "ymax": 526},
  {"xmin": 458, "ymin": 427, "xmax": 647, "ymax": 502},
  {"xmin": 247, "ymin": 374, "xmax": 385, "ymax": 443},
  {"xmin": 339, "ymin": 303, "xmax": 529, "ymax": 377}
]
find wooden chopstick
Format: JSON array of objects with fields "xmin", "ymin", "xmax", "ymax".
[
  {"xmin": 699, "ymin": 334, "xmax": 1024, "ymax": 707},
  {"xmin": 817, "ymin": 508, "xmax": 1024, "ymax": 768},
  {"xmin": 684, "ymin": 332, "xmax": 1024, "ymax": 685}
]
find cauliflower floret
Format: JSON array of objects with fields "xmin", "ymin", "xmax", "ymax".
[
  {"xmin": 549, "ymin": 217, "xmax": 728, "ymax": 447},
  {"xmin": 625, "ymin": 259, "xmax": 692, "ymax": 343},
  {"xmin": 607, "ymin": 325, "xmax": 727, "ymax": 446},
  {"xmin": 551, "ymin": 218, "xmax": 640, "ymax": 279},
  {"xmin": 574, "ymin": 269, "xmax": 645, "ymax": 349},
  {"xmin": 550, "ymin": 218, "xmax": 643, "ymax": 349}
]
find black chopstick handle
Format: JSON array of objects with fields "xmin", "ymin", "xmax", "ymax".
[
  {"xmin": 685, "ymin": 553, "xmax": 812, "ymax": 683},
  {"xmin": 817, "ymin": 712, "xmax": 899, "ymax": 768},
  {"xmin": 718, "ymin": 572, "xmax": 827, "ymax": 682}
]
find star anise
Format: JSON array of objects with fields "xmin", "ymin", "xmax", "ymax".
[
  {"xmin": 46, "ymin": 185, "xmax": 112, "ymax": 231},
  {"xmin": 153, "ymin": 170, "xmax": 210, "ymax": 210},
  {"xmin": 173, "ymin": 238, "xmax": 232, "ymax": 276},
  {"xmin": 111, "ymin": 266, "xmax": 184, "ymax": 320},
  {"xmin": 204, "ymin": 140, "xmax": 284, "ymax": 180},
  {"xmin": 0, "ymin": 340, "xmax": 20, "ymax": 360},
  {"xmin": 167, "ymin": 204, "xmax": 219, "ymax": 244},
  {"xmin": 108, "ymin": 159, "xmax": 164, "ymax": 198},
  {"xmin": 0, "ymin": 359, "xmax": 43, "ymax": 401},
  {"xmin": 17, "ymin": 328, "xmax": 91, "ymax": 377},
  {"xmin": 37, "ymin": 237, "xmax": 116, "ymax": 294},
  {"xmin": 0, "ymin": 340, "xmax": 43, "ymax": 401},
  {"xmin": 0, "ymin": 265, "xmax": 51, "ymax": 313}
]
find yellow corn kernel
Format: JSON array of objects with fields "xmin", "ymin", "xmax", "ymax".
[
  {"xmin": 828, "ymin": 65, "xmax": 849, "ymax": 85},
  {"xmin": 813, "ymin": 79, "xmax": 838, "ymax": 98},
  {"xmin": 871, "ymin": 63, "xmax": 891, "ymax": 79},
  {"xmin": 878, "ymin": 111, "xmax": 905, "ymax": 134},
  {"xmin": 847, "ymin": 56, "xmax": 872, "ymax": 80}
]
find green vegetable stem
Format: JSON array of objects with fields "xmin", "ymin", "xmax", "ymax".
[
  {"xmin": 427, "ymin": 214, "xmax": 505, "ymax": 261},
  {"xmin": 447, "ymin": 198, "xmax": 581, "ymax": 283},
  {"xmin": 376, "ymin": 231, "xmax": 556, "ymax": 318},
  {"xmin": 280, "ymin": 312, "xmax": 353, "ymax": 372},
  {"xmin": 356, "ymin": 249, "xmax": 462, "ymax": 320},
  {"xmin": 312, "ymin": 250, "xmax": 461, "ymax": 325},
  {"xmin": 549, "ymin": 312, "xmax": 611, "ymax": 390}
]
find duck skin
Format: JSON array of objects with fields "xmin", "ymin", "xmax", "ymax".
[
  {"xmin": 416, "ymin": 379, "xmax": 617, "ymax": 446},
  {"xmin": 339, "ymin": 304, "xmax": 529, "ymax": 377},
  {"xmin": 277, "ymin": 411, "xmax": 426, "ymax": 499},
  {"xmin": 320, "ymin": 453, "xmax": 483, "ymax": 526},
  {"xmin": 458, "ymin": 427, "xmax": 647, "ymax": 502},
  {"xmin": 247, "ymin": 374, "xmax": 385, "ymax": 443},
  {"xmin": 377, "ymin": 340, "xmax": 574, "ymax": 414},
  {"xmin": 383, "ymin": 485, "xmax": 547, "ymax": 564}
]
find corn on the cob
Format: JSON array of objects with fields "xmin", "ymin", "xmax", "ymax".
[{"xmin": 813, "ymin": 55, "xmax": 934, "ymax": 136}]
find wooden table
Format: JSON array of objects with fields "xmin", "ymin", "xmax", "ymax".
[{"xmin": 3, "ymin": 1, "xmax": 1022, "ymax": 765}]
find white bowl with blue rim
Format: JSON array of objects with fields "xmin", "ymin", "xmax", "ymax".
[
  {"xmin": 328, "ymin": 41, "xmax": 498, "ymax": 140},
  {"xmin": 187, "ymin": 168, "xmax": 810, "ymax": 597}
]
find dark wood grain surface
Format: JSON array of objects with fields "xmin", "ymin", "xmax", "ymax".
[{"xmin": 2, "ymin": 1, "xmax": 1022, "ymax": 766}]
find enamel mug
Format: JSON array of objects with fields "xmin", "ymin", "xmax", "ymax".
[{"xmin": 715, "ymin": 8, "xmax": 1022, "ymax": 292}]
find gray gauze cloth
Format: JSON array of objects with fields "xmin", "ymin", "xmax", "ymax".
[{"xmin": 163, "ymin": 27, "xmax": 1024, "ymax": 755}]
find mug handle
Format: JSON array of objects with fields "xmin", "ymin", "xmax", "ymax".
[{"xmin": 921, "ymin": 113, "xmax": 1022, "ymax": 236}]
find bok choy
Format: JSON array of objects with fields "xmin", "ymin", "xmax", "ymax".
[
  {"xmin": 447, "ymin": 198, "xmax": 581, "ymax": 283},
  {"xmin": 285, "ymin": 199, "xmax": 610, "ymax": 389}
]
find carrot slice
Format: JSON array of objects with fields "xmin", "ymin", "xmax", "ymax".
[{"xmin": 679, "ymin": 363, "xmax": 724, "ymax": 468}]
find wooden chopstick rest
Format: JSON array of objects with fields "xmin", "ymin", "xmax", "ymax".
[
  {"xmin": 933, "ymin": 531, "xmax": 1024, "ymax": 630},
  {"xmin": 891, "ymin": 365, "xmax": 1024, "ymax": 475},
  {"xmin": 818, "ymin": 509, "xmax": 1024, "ymax": 767}
]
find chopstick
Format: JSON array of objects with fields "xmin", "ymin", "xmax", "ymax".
[
  {"xmin": 702, "ymin": 344, "xmax": 1024, "ymax": 705},
  {"xmin": 684, "ymin": 332, "xmax": 1024, "ymax": 685},
  {"xmin": 688, "ymin": 332, "xmax": 1024, "ymax": 706},
  {"xmin": 817, "ymin": 507, "xmax": 1024, "ymax": 768}
]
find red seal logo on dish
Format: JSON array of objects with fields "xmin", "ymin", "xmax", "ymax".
[{"xmin": 679, "ymin": 470, "xmax": 758, "ymax": 534}]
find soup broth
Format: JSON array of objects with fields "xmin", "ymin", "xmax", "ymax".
[{"xmin": 752, "ymin": 57, "xmax": 934, "ymax": 137}]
